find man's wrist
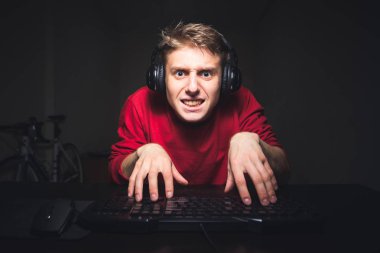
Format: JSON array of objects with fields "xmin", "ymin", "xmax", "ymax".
[
  {"xmin": 136, "ymin": 146, "xmax": 143, "ymax": 157},
  {"xmin": 230, "ymin": 132, "xmax": 260, "ymax": 144},
  {"xmin": 121, "ymin": 152, "xmax": 139, "ymax": 178},
  {"xmin": 136, "ymin": 143, "xmax": 157, "ymax": 157}
]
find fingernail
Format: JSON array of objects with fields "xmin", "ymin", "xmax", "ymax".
[
  {"xmin": 151, "ymin": 193, "xmax": 157, "ymax": 201},
  {"xmin": 243, "ymin": 197, "xmax": 251, "ymax": 205},
  {"xmin": 262, "ymin": 198, "xmax": 269, "ymax": 206},
  {"xmin": 135, "ymin": 193, "xmax": 140, "ymax": 201},
  {"xmin": 270, "ymin": 195, "xmax": 277, "ymax": 203},
  {"xmin": 166, "ymin": 191, "xmax": 173, "ymax": 198}
]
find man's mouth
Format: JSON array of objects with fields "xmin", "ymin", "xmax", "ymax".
[{"xmin": 181, "ymin": 99, "xmax": 205, "ymax": 107}]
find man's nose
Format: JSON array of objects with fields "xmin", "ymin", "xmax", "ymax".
[{"xmin": 186, "ymin": 73, "xmax": 199, "ymax": 94}]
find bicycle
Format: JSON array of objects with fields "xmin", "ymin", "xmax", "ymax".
[{"xmin": 0, "ymin": 115, "xmax": 84, "ymax": 183}]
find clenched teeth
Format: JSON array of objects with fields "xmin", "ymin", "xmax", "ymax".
[{"xmin": 182, "ymin": 99, "xmax": 204, "ymax": 107}]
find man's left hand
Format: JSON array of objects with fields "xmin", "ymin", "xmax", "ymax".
[{"xmin": 225, "ymin": 132, "xmax": 278, "ymax": 206}]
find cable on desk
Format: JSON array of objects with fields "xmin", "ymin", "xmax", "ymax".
[{"xmin": 199, "ymin": 223, "xmax": 222, "ymax": 253}]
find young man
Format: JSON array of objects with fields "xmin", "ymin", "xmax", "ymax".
[{"xmin": 109, "ymin": 22, "xmax": 289, "ymax": 206}]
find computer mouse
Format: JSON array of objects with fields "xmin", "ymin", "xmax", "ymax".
[{"xmin": 31, "ymin": 198, "xmax": 74, "ymax": 236}]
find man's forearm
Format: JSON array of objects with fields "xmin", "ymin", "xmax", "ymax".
[{"xmin": 259, "ymin": 139, "xmax": 290, "ymax": 183}]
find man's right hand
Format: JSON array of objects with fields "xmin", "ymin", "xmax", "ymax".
[{"xmin": 125, "ymin": 143, "xmax": 188, "ymax": 202}]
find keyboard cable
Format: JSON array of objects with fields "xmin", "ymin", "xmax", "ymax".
[{"xmin": 199, "ymin": 223, "xmax": 222, "ymax": 253}]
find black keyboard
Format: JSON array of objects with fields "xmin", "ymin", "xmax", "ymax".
[{"xmin": 79, "ymin": 186, "xmax": 324, "ymax": 233}]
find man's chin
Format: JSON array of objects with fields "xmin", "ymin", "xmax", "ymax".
[{"xmin": 177, "ymin": 112, "xmax": 207, "ymax": 124}]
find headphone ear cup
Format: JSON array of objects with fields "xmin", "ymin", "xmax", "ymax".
[
  {"xmin": 221, "ymin": 63, "xmax": 230, "ymax": 94},
  {"xmin": 221, "ymin": 63, "xmax": 241, "ymax": 94},
  {"xmin": 146, "ymin": 64, "xmax": 156, "ymax": 91},
  {"xmin": 230, "ymin": 65, "xmax": 241, "ymax": 92},
  {"xmin": 146, "ymin": 63, "xmax": 166, "ymax": 92},
  {"xmin": 157, "ymin": 63, "xmax": 165, "ymax": 92}
]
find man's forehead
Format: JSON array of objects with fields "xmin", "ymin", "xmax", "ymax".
[
  {"xmin": 168, "ymin": 64, "xmax": 220, "ymax": 70},
  {"xmin": 166, "ymin": 45, "xmax": 220, "ymax": 58},
  {"xmin": 165, "ymin": 46, "xmax": 221, "ymax": 68}
]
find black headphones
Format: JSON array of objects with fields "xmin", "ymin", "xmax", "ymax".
[{"xmin": 146, "ymin": 37, "xmax": 242, "ymax": 94}]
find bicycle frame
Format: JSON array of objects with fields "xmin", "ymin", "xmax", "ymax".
[
  {"xmin": 50, "ymin": 139, "xmax": 81, "ymax": 183},
  {"xmin": 1, "ymin": 116, "xmax": 83, "ymax": 183},
  {"xmin": 16, "ymin": 135, "xmax": 49, "ymax": 182}
]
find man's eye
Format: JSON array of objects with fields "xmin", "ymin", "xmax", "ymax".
[
  {"xmin": 201, "ymin": 71, "xmax": 211, "ymax": 78},
  {"xmin": 175, "ymin": 71, "xmax": 185, "ymax": 77}
]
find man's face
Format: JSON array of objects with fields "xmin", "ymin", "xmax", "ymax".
[{"xmin": 165, "ymin": 45, "xmax": 222, "ymax": 123}]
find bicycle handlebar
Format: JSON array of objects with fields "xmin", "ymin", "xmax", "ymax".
[{"xmin": 0, "ymin": 123, "xmax": 30, "ymax": 132}]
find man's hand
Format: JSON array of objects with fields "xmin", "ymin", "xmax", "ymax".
[
  {"xmin": 126, "ymin": 143, "xmax": 188, "ymax": 202},
  {"xmin": 225, "ymin": 132, "xmax": 278, "ymax": 206}
]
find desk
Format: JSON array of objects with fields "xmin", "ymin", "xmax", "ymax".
[{"xmin": 0, "ymin": 182, "xmax": 379, "ymax": 253}]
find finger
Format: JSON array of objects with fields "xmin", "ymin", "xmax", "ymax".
[
  {"xmin": 224, "ymin": 163, "xmax": 235, "ymax": 193},
  {"xmin": 148, "ymin": 168, "xmax": 159, "ymax": 201},
  {"xmin": 127, "ymin": 176, "xmax": 136, "ymax": 198},
  {"xmin": 161, "ymin": 165, "xmax": 174, "ymax": 199},
  {"xmin": 172, "ymin": 164, "xmax": 188, "ymax": 185},
  {"xmin": 232, "ymin": 169, "xmax": 252, "ymax": 205},
  {"xmin": 263, "ymin": 160, "xmax": 278, "ymax": 191},
  {"xmin": 258, "ymin": 152, "xmax": 277, "ymax": 188},
  {"xmin": 127, "ymin": 160, "xmax": 141, "ymax": 197},
  {"xmin": 254, "ymin": 159, "xmax": 277, "ymax": 204},
  {"xmin": 246, "ymin": 163, "xmax": 270, "ymax": 206},
  {"xmin": 134, "ymin": 160, "xmax": 151, "ymax": 202}
]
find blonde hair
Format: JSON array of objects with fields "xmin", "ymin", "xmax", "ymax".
[{"xmin": 158, "ymin": 22, "xmax": 229, "ymax": 63}]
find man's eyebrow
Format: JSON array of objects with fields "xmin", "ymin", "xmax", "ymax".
[
  {"xmin": 198, "ymin": 67, "xmax": 218, "ymax": 72},
  {"xmin": 168, "ymin": 66, "xmax": 220, "ymax": 76},
  {"xmin": 169, "ymin": 66, "xmax": 185, "ymax": 70},
  {"xmin": 168, "ymin": 66, "xmax": 186, "ymax": 71},
  {"xmin": 168, "ymin": 67, "xmax": 187, "ymax": 74},
  {"xmin": 169, "ymin": 65, "xmax": 218, "ymax": 70}
]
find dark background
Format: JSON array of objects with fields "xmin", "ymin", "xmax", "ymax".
[{"xmin": 1, "ymin": 0, "xmax": 379, "ymax": 190}]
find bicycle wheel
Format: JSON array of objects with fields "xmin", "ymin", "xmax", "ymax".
[
  {"xmin": 0, "ymin": 155, "xmax": 20, "ymax": 181},
  {"xmin": 0, "ymin": 154, "xmax": 48, "ymax": 182},
  {"xmin": 58, "ymin": 143, "xmax": 84, "ymax": 183}
]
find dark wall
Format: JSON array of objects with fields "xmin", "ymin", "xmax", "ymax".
[{"xmin": 1, "ymin": 0, "xmax": 379, "ymax": 190}]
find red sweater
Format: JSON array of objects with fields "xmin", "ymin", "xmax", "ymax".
[{"xmin": 109, "ymin": 86, "xmax": 281, "ymax": 185}]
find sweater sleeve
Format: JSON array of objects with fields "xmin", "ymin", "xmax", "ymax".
[
  {"xmin": 109, "ymin": 97, "xmax": 147, "ymax": 184},
  {"xmin": 238, "ymin": 88, "xmax": 282, "ymax": 148}
]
